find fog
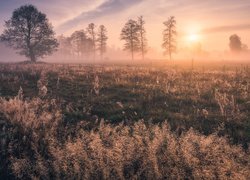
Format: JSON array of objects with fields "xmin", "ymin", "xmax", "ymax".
[
  {"xmin": 0, "ymin": 45, "xmax": 249, "ymax": 66},
  {"xmin": 0, "ymin": 42, "xmax": 24, "ymax": 62}
]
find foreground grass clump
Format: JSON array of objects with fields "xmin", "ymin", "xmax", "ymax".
[{"xmin": 0, "ymin": 96, "xmax": 249, "ymax": 179}]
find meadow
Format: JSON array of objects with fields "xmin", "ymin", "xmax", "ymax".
[{"xmin": 0, "ymin": 62, "xmax": 249, "ymax": 179}]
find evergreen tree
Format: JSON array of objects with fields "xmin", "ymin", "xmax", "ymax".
[
  {"xmin": 86, "ymin": 23, "xmax": 97, "ymax": 61},
  {"xmin": 162, "ymin": 16, "xmax": 177, "ymax": 61},
  {"xmin": 137, "ymin": 16, "xmax": 147, "ymax": 60},
  {"xmin": 97, "ymin": 25, "xmax": 108, "ymax": 60}
]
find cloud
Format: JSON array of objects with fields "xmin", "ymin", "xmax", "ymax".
[
  {"xmin": 56, "ymin": 0, "xmax": 142, "ymax": 33},
  {"xmin": 202, "ymin": 24, "xmax": 250, "ymax": 34}
]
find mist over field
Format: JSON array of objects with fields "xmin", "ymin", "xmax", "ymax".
[
  {"xmin": 1, "ymin": 42, "xmax": 250, "ymax": 64},
  {"xmin": 0, "ymin": 0, "xmax": 249, "ymax": 179}
]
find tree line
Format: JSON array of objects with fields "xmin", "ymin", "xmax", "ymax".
[
  {"xmin": 0, "ymin": 4, "xmax": 178, "ymax": 62},
  {"xmin": 0, "ymin": 4, "xmax": 248, "ymax": 62},
  {"xmin": 58, "ymin": 23, "xmax": 108, "ymax": 61},
  {"xmin": 58, "ymin": 15, "xmax": 177, "ymax": 61}
]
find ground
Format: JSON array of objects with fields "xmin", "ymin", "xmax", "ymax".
[
  {"xmin": 0, "ymin": 61, "xmax": 250, "ymax": 179},
  {"xmin": 0, "ymin": 62, "xmax": 249, "ymax": 147}
]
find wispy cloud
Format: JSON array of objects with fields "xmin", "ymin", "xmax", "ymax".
[
  {"xmin": 202, "ymin": 24, "xmax": 250, "ymax": 34},
  {"xmin": 56, "ymin": 0, "xmax": 142, "ymax": 33}
]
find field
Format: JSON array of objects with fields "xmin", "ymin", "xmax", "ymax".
[{"xmin": 0, "ymin": 62, "xmax": 249, "ymax": 179}]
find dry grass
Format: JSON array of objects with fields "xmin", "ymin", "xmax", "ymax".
[{"xmin": 0, "ymin": 94, "xmax": 249, "ymax": 179}]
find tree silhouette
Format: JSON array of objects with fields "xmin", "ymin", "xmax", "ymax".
[
  {"xmin": 57, "ymin": 35, "xmax": 72, "ymax": 56},
  {"xmin": 0, "ymin": 5, "xmax": 58, "ymax": 62},
  {"xmin": 70, "ymin": 30, "xmax": 93, "ymax": 58},
  {"xmin": 229, "ymin": 34, "xmax": 247, "ymax": 53},
  {"xmin": 137, "ymin": 16, "xmax": 147, "ymax": 60},
  {"xmin": 97, "ymin": 25, "xmax": 108, "ymax": 60},
  {"xmin": 162, "ymin": 16, "xmax": 177, "ymax": 61},
  {"xmin": 71, "ymin": 30, "xmax": 85, "ymax": 56},
  {"xmin": 86, "ymin": 23, "xmax": 97, "ymax": 61},
  {"xmin": 120, "ymin": 19, "xmax": 140, "ymax": 61}
]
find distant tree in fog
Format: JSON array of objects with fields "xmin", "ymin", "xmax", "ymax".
[
  {"xmin": 57, "ymin": 35, "xmax": 72, "ymax": 56},
  {"xmin": 162, "ymin": 16, "xmax": 177, "ymax": 61},
  {"xmin": 86, "ymin": 23, "xmax": 97, "ymax": 61},
  {"xmin": 97, "ymin": 25, "xmax": 108, "ymax": 60},
  {"xmin": 137, "ymin": 16, "xmax": 147, "ymax": 60},
  {"xmin": 242, "ymin": 44, "xmax": 248, "ymax": 51},
  {"xmin": 70, "ymin": 30, "xmax": 93, "ymax": 58},
  {"xmin": 120, "ymin": 19, "xmax": 140, "ymax": 61},
  {"xmin": 0, "ymin": 5, "xmax": 58, "ymax": 62},
  {"xmin": 229, "ymin": 34, "xmax": 248, "ymax": 53}
]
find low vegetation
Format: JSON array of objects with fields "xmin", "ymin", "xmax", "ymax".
[{"xmin": 0, "ymin": 63, "xmax": 249, "ymax": 179}]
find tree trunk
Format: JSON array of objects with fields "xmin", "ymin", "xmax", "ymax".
[
  {"xmin": 131, "ymin": 49, "xmax": 134, "ymax": 61},
  {"xmin": 142, "ymin": 53, "xmax": 144, "ymax": 61},
  {"xmin": 30, "ymin": 49, "xmax": 36, "ymax": 62},
  {"xmin": 101, "ymin": 52, "xmax": 103, "ymax": 61},
  {"xmin": 141, "ymin": 33, "xmax": 144, "ymax": 61},
  {"xmin": 30, "ymin": 55, "xmax": 36, "ymax": 62}
]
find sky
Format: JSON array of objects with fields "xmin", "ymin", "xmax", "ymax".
[{"xmin": 0, "ymin": 0, "xmax": 250, "ymax": 59}]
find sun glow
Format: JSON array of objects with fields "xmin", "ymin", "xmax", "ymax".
[{"xmin": 188, "ymin": 34, "xmax": 200, "ymax": 42}]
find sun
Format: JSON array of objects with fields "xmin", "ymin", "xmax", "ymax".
[{"xmin": 188, "ymin": 34, "xmax": 200, "ymax": 42}]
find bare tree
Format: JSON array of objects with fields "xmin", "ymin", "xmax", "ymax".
[
  {"xmin": 0, "ymin": 5, "xmax": 58, "ymax": 62},
  {"xmin": 162, "ymin": 16, "xmax": 177, "ymax": 61},
  {"xmin": 86, "ymin": 23, "xmax": 97, "ymax": 61},
  {"xmin": 120, "ymin": 19, "xmax": 140, "ymax": 61},
  {"xmin": 97, "ymin": 25, "xmax": 108, "ymax": 60},
  {"xmin": 137, "ymin": 16, "xmax": 147, "ymax": 60}
]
